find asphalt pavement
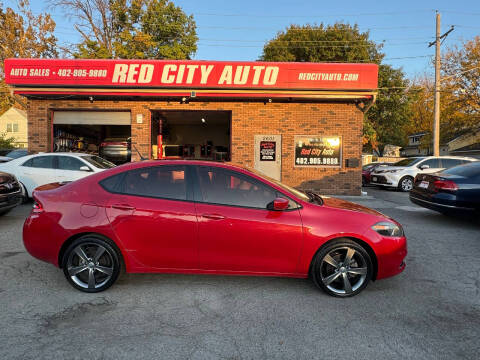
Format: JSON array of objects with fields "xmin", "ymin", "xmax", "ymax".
[{"xmin": 0, "ymin": 187, "xmax": 479, "ymax": 360}]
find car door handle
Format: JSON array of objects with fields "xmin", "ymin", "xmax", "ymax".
[
  {"xmin": 201, "ymin": 213, "xmax": 225, "ymax": 220},
  {"xmin": 111, "ymin": 204, "xmax": 135, "ymax": 211}
]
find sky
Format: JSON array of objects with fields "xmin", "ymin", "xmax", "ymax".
[{"xmin": 4, "ymin": 0, "xmax": 480, "ymax": 79}]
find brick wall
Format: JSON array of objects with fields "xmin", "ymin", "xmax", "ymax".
[{"xmin": 27, "ymin": 98, "xmax": 363, "ymax": 195}]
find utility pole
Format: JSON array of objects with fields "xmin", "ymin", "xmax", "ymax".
[
  {"xmin": 433, "ymin": 11, "xmax": 441, "ymax": 156},
  {"xmin": 428, "ymin": 13, "xmax": 454, "ymax": 156}
]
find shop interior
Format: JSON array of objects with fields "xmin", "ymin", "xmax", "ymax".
[
  {"xmin": 151, "ymin": 110, "xmax": 231, "ymax": 161},
  {"xmin": 53, "ymin": 124, "xmax": 131, "ymax": 163}
]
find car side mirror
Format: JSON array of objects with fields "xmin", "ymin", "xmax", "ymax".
[
  {"xmin": 79, "ymin": 166, "xmax": 92, "ymax": 172},
  {"xmin": 271, "ymin": 198, "xmax": 289, "ymax": 211},
  {"xmin": 420, "ymin": 164, "xmax": 430, "ymax": 170}
]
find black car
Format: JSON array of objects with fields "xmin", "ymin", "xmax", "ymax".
[
  {"xmin": 0, "ymin": 171, "xmax": 23, "ymax": 215},
  {"xmin": 409, "ymin": 161, "xmax": 480, "ymax": 215}
]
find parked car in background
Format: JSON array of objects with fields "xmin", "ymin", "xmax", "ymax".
[
  {"xmin": 0, "ymin": 149, "xmax": 31, "ymax": 163},
  {"xmin": 362, "ymin": 162, "xmax": 392, "ymax": 185},
  {"xmin": 0, "ymin": 153, "xmax": 115, "ymax": 200},
  {"xmin": 0, "ymin": 171, "xmax": 23, "ymax": 215},
  {"xmin": 0, "ymin": 155, "xmax": 12, "ymax": 163},
  {"xmin": 410, "ymin": 161, "xmax": 480, "ymax": 215},
  {"xmin": 370, "ymin": 156, "xmax": 477, "ymax": 192},
  {"xmin": 99, "ymin": 137, "xmax": 131, "ymax": 164},
  {"xmin": 3, "ymin": 149, "xmax": 29, "ymax": 159},
  {"xmin": 23, "ymin": 160, "xmax": 407, "ymax": 297}
]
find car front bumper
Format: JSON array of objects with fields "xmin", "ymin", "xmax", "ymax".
[
  {"xmin": 370, "ymin": 172, "xmax": 402, "ymax": 188},
  {"xmin": 0, "ymin": 190, "xmax": 22, "ymax": 212}
]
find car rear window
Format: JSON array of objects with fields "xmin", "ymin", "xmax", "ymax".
[{"xmin": 443, "ymin": 162, "xmax": 480, "ymax": 177}]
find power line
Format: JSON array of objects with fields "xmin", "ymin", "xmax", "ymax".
[
  {"xmin": 193, "ymin": 10, "xmax": 434, "ymax": 18},
  {"xmin": 198, "ymin": 42, "xmax": 429, "ymax": 48}
]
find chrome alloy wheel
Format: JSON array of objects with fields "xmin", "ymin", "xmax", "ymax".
[
  {"xmin": 320, "ymin": 246, "xmax": 368, "ymax": 296},
  {"xmin": 401, "ymin": 177, "xmax": 413, "ymax": 191},
  {"xmin": 66, "ymin": 243, "xmax": 114, "ymax": 290}
]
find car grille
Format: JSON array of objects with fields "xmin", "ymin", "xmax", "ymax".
[
  {"xmin": 0, "ymin": 181, "xmax": 20, "ymax": 195},
  {"xmin": 371, "ymin": 175, "xmax": 389, "ymax": 184}
]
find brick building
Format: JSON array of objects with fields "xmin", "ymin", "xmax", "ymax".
[{"xmin": 5, "ymin": 59, "xmax": 378, "ymax": 195}]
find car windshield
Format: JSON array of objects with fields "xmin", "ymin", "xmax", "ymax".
[
  {"xmin": 443, "ymin": 162, "xmax": 480, "ymax": 177},
  {"xmin": 82, "ymin": 155, "xmax": 116, "ymax": 169},
  {"xmin": 362, "ymin": 163, "xmax": 376, "ymax": 170},
  {"xmin": 392, "ymin": 158, "xmax": 424, "ymax": 167}
]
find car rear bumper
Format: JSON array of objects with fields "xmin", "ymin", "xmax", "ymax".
[
  {"xmin": 23, "ymin": 211, "xmax": 70, "ymax": 267},
  {"xmin": 409, "ymin": 193, "xmax": 476, "ymax": 213}
]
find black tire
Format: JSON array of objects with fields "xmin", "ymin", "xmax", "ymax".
[
  {"xmin": 311, "ymin": 238, "xmax": 373, "ymax": 298},
  {"xmin": 62, "ymin": 235, "xmax": 122, "ymax": 293},
  {"xmin": 398, "ymin": 176, "xmax": 414, "ymax": 192}
]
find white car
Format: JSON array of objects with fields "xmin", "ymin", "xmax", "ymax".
[
  {"xmin": 0, "ymin": 153, "xmax": 116, "ymax": 199},
  {"xmin": 370, "ymin": 156, "xmax": 478, "ymax": 192}
]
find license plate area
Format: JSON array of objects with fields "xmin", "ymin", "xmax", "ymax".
[{"xmin": 419, "ymin": 181, "xmax": 429, "ymax": 189}]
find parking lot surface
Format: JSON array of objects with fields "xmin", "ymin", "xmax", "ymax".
[{"xmin": 1, "ymin": 188, "xmax": 479, "ymax": 360}]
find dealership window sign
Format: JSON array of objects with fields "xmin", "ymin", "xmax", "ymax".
[
  {"xmin": 294, "ymin": 136, "xmax": 342, "ymax": 167},
  {"xmin": 259, "ymin": 140, "xmax": 276, "ymax": 161}
]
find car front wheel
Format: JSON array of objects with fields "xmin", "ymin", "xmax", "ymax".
[
  {"xmin": 62, "ymin": 235, "xmax": 122, "ymax": 293},
  {"xmin": 311, "ymin": 239, "xmax": 373, "ymax": 297},
  {"xmin": 398, "ymin": 176, "xmax": 414, "ymax": 192}
]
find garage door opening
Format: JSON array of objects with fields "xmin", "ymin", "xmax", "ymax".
[
  {"xmin": 151, "ymin": 110, "xmax": 231, "ymax": 161},
  {"xmin": 53, "ymin": 111, "xmax": 131, "ymax": 164}
]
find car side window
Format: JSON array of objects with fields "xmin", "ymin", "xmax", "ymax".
[
  {"xmin": 196, "ymin": 166, "xmax": 286, "ymax": 209},
  {"xmin": 119, "ymin": 165, "xmax": 187, "ymax": 201},
  {"xmin": 441, "ymin": 158, "xmax": 463, "ymax": 169},
  {"xmin": 419, "ymin": 158, "xmax": 441, "ymax": 169},
  {"xmin": 22, "ymin": 156, "xmax": 55, "ymax": 169},
  {"xmin": 57, "ymin": 156, "xmax": 87, "ymax": 171}
]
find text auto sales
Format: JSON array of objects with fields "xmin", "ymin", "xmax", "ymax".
[{"xmin": 9, "ymin": 63, "xmax": 360, "ymax": 86}]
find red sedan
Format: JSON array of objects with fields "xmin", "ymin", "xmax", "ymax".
[{"xmin": 23, "ymin": 160, "xmax": 407, "ymax": 297}]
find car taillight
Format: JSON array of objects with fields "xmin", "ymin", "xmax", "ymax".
[
  {"xmin": 32, "ymin": 200, "xmax": 44, "ymax": 213},
  {"xmin": 433, "ymin": 179, "xmax": 458, "ymax": 192}
]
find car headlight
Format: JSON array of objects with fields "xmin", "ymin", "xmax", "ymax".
[
  {"xmin": 371, "ymin": 221, "xmax": 404, "ymax": 237},
  {"xmin": 387, "ymin": 169, "xmax": 399, "ymax": 173}
]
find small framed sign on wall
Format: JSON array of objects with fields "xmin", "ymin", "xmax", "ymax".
[{"xmin": 294, "ymin": 136, "xmax": 342, "ymax": 167}]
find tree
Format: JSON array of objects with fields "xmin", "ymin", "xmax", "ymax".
[
  {"xmin": 441, "ymin": 36, "xmax": 480, "ymax": 137},
  {"xmin": 407, "ymin": 37, "xmax": 480, "ymax": 146},
  {"xmin": 52, "ymin": 0, "xmax": 198, "ymax": 59},
  {"xmin": 0, "ymin": 1, "xmax": 57, "ymax": 114},
  {"xmin": 261, "ymin": 23, "xmax": 413, "ymax": 153},
  {"xmin": 0, "ymin": 131, "xmax": 16, "ymax": 149}
]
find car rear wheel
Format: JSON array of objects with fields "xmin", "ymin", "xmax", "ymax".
[
  {"xmin": 398, "ymin": 176, "xmax": 413, "ymax": 192},
  {"xmin": 62, "ymin": 236, "xmax": 121, "ymax": 293},
  {"xmin": 311, "ymin": 239, "xmax": 373, "ymax": 297}
]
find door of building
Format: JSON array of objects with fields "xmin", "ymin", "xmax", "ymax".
[{"xmin": 254, "ymin": 134, "xmax": 282, "ymax": 181}]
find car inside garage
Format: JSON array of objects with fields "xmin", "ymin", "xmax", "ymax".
[
  {"xmin": 53, "ymin": 111, "xmax": 131, "ymax": 164},
  {"xmin": 151, "ymin": 110, "xmax": 231, "ymax": 161}
]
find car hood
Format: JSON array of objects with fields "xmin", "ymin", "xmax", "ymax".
[
  {"xmin": 372, "ymin": 166, "xmax": 407, "ymax": 173},
  {"xmin": 321, "ymin": 196, "xmax": 387, "ymax": 217}
]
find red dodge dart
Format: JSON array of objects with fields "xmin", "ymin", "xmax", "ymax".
[{"xmin": 23, "ymin": 160, "xmax": 407, "ymax": 297}]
